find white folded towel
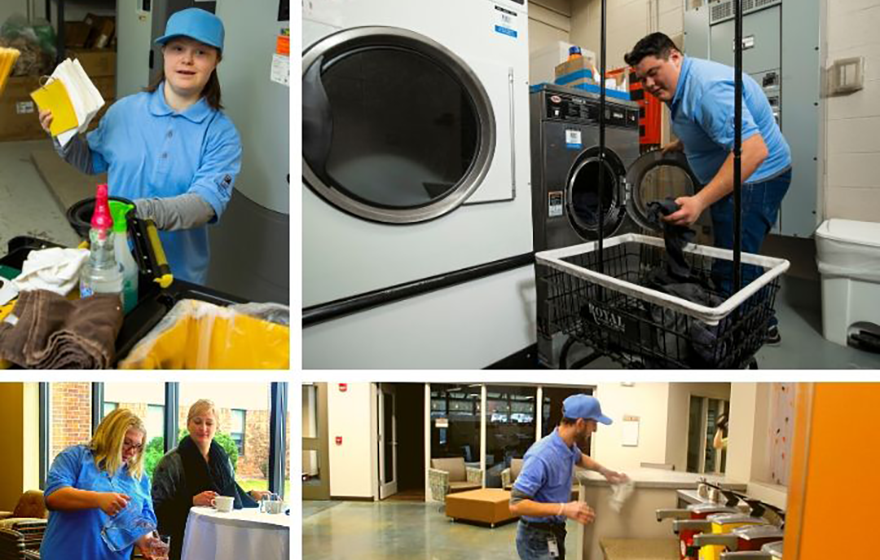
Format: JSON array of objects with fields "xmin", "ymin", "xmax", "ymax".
[{"xmin": 12, "ymin": 248, "xmax": 90, "ymax": 296}]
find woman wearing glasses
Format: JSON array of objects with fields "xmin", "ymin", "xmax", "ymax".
[
  {"xmin": 151, "ymin": 399, "xmax": 270, "ymax": 560},
  {"xmin": 41, "ymin": 408, "xmax": 165, "ymax": 560}
]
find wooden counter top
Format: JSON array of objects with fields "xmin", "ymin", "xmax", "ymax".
[{"xmin": 599, "ymin": 538, "xmax": 679, "ymax": 560}]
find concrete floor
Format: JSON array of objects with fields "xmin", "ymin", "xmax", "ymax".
[
  {"xmin": 0, "ymin": 140, "xmax": 80, "ymax": 252},
  {"xmin": 302, "ymin": 500, "xmax": 571, "ymax": 560}
]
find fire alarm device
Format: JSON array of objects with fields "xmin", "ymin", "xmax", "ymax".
[
  {"xmin": 335, "ymin": 436, "xmax": 343, "ymax": 445},
  {"xmin": 339, "ymin": 383, "xmax": 347, "ymax": 392}
]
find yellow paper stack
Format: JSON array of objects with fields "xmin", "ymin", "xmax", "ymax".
[{"xmin": 0, "ymin": 47, "xmax": 21, "ymax": 97}]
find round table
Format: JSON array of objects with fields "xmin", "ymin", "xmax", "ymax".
[{"xmin": 180, "ymin": 506, "xmax": 290, "ymax": 560}]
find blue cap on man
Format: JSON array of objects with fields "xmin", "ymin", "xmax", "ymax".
[
  {"xmin": 155, "ymin": 8, "xmax": 225, "ymax": 52},
  {"xmin": 562, "ymin": 394, "xmax": 613, "ymax": 425}
]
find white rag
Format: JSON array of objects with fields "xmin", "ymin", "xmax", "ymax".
[
  {"xmin": 609, "ymin": 480, "xmax": 635, "ymax": 513},
  {"xmin": 0, "ymin": 276, "xmax": 18, "ymax": 306},
  {"xmin": 11, "ymin": 247, "xmax": 89, "ymax": 296}
]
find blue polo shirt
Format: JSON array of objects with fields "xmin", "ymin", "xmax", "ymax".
[
  {"xmin": 513, "ymin": 428, "xmax": 581, "ymax": 523},
  {"xmin": 86, "ymin": 84, "xmax": 242, "ymax": 285},
  {"xmin": 670, "ymin": 56, "xmax": 790, "ymax": 185},
  {"xmin": 41, "ymin": 445, "xmax": 157, "ymax": 560}
]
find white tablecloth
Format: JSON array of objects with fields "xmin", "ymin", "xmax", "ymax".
[{"xmin": 180, "ymin": 506, "xmax": 290, "ymax": 560}]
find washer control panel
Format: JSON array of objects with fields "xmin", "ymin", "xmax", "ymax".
[{"xmin": 545, "ymin": 92, "xmax": 638, "ymax": 129}]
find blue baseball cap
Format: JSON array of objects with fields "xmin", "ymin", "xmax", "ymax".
[
  {"xmin": 155, "ymin": 8, "xmax": 225, "ymax": 52},
  {"xmin": 563, "ymin": 395, "xmax": 612, "ymax": 425}
]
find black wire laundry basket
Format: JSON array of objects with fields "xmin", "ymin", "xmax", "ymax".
[{"xmin": 536, "ymin": 234, "xmax": 789, "ymax": 369}]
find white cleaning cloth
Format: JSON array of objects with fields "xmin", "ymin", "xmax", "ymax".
[
  {"xmin": 12, "ymin": 248, "xmax": 89, "ymax": 296},
  {"xmin": 609, "ymin": 480, "xmax": 635, "ymax": 513},
  {"xmin": 0, "ymin": 276, "xmax": 18, "ymax": 306}
]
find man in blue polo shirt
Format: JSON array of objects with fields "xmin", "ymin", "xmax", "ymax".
[
  {"xmin": 625, "ymin": 32, "xmax": 792, "ymax": 343},
  {"xmin": 510, "ymin": 394, "xmax": 628, "ymax": 560}
]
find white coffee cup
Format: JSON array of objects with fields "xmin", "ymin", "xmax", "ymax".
[{"xmin": 211, "ymin": 496, "xmax": 234, "ymax": 513}]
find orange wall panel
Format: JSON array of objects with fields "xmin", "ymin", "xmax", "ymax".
[{"xmin": 785, "ymin": 383, "xmax": 880, "ymax": 559}]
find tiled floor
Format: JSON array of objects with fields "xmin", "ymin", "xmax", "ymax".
[{"xmin": 302, "ymin": 500, "xmax": 572, "ymax": 560}]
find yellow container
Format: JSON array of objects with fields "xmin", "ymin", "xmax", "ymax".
[
  {"xmin": 119, "ymin": 299, "xmax": 289, "ymax": 369},
  {"xmin": 698, "ymin": 514, "xmax": 767, "ymax": 560}
]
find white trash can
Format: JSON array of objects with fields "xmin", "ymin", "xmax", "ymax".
[{"xmin": 815, "ymin": 219, "xmax": 880, "ymax": 347}]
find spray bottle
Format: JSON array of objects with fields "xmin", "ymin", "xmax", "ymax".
[
  {"xmin": 109, "ymin": 200, "xmax": 139, "ymax": 313},
  {"xmin": 80, "ymin": 184, "xmax": 123, "ymax": 301}
]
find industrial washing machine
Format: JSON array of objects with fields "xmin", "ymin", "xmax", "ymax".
[
  {"xmin": 529, "ymin": 83, "xmax": 702, "ymax": 367},
  {"xmin": 302, "ymin": 0, "xmax": 535, "ymax": 368}
]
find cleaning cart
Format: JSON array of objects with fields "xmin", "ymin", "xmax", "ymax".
[{"xmin": 0, "ymin": 198, "xmax": 288, "ymax": 369}]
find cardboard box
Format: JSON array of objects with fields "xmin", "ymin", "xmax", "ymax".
[
  {"xmin": 92, "ymin": 76, "xmax": 116, "ymax": 101},
  {"xmin": 68, "ymin": 48, "xmax": 116, "ymax": 78},
  {"xmin": 63, "ymin": 22, "xmax": 92, "ymax": 48},
  {"xmin": 555, "ymin": 56, "xmax": 597, "ymax": 89},
  {"xmin": 0, "ymin": 76, "xmax": 48, "ymax": 141},
  {"xmin": 445, "ymin": 489, "xmax": 518, "ymax": 526}
]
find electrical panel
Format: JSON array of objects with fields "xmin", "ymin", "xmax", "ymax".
[{"xmin": 684, "ymin": 0, "xmax": 820, "ymax": 238}]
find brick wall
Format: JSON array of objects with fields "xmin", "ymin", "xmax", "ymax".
[{"xmin": 51, "ymin": 383, "xmax": 92, "ymax": 462}]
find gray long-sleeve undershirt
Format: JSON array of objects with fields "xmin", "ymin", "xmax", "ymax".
[{"xmin": 53, "ymin": 134, "xmax": 215, "ymax": 231}]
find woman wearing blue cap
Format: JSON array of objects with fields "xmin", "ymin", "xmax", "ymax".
[
  {"xmin": 39, "ymin": 8, "xmax": 241, "ymax": 286},
  {"xmin": 509, "ymin": 394, "xmax": 629, "ymax": 560}
]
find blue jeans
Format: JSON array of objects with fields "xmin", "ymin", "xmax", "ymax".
[
  {"xmin": 516, "ymin": 521, "xmax": 567, "ymax": 560},
  {"xmin": 709, "ymin": 169, "xmax": 791, "ymax": 326}
]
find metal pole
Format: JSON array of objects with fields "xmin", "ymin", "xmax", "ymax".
[
  {"xmin": 733, "ymin": 0, "xmax": 743, "ymax": 293},
  {"xmin": 598, "ymin": 0, "xmax": 607, "ymax": 274}
]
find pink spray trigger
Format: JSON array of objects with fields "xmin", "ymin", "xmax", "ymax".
[{"xmin": 91, "ymin": 183, "xmax": 114, "ymax": 231}]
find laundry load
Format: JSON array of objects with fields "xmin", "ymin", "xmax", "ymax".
[{"xmin": 638, "ymin": 198, "xmax": 730, "ymax": 366}]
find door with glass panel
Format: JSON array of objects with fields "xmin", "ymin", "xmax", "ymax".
[
  {"xmin": 378, "ymin": 384, "xmax": 398, "ymax": 500},
  {"xmin": 302, "ymin": 383, "xmax": 330, "ymax": 500}
]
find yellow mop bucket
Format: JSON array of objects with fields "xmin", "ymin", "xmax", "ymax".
[
  {"xmin": 698, "ymin": 514, "xmax": 768, "ymax": 560},
  {"xmin": 119, "ymin": 299, "xmax": 289, "ymax": 369}
]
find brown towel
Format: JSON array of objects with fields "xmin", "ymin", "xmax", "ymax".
[{"xmin": 0, "ymin": 289, "xmax": 123, "ymax": 369}]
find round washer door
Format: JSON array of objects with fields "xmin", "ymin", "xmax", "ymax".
[
  {"xmin": 302, "ymin": 26, "xmax": 496, "ymax": 224},
  {"xmin": 566, "ymin": 147, "xmax": 627, "ymax": 240},
  {"xmin": 625, "ymin": 150, "xmax": 701, "ymax": 232}
]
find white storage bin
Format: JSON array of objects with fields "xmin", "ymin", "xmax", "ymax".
[{"xmin": 815, "ymin": 219, "xmax": 880, "ymax": 346}]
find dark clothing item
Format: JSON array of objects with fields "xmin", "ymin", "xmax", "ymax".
[
  {"xmin": 516, "ymin": 519, "xmax": 567, "ymax": 560},
  {"xmin": 646, "ymin": 198, "xmax": 696, "ymax": 281},
  {"xmin": 151, "ymin": 439, "xmax": 258, "ymax": 560},
  {"xmin": 642, "ymin": 253, "xmax": 727, "ymax": 367},
  {"xmin": 710, "ymin": 169, "xmax": 791, "ymax": 327},
  {"xmin": 0, "ymin": 289, "xmax": 122, "ymax": 369}
]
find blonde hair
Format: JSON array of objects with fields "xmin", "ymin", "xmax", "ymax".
[
  {"xmin": 187, "ymin": 399, "xmax": 217, "ymax": 424},
  {"xmin": 90, "ymin": 408, "xmax": 147, "ymax": 479}
]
